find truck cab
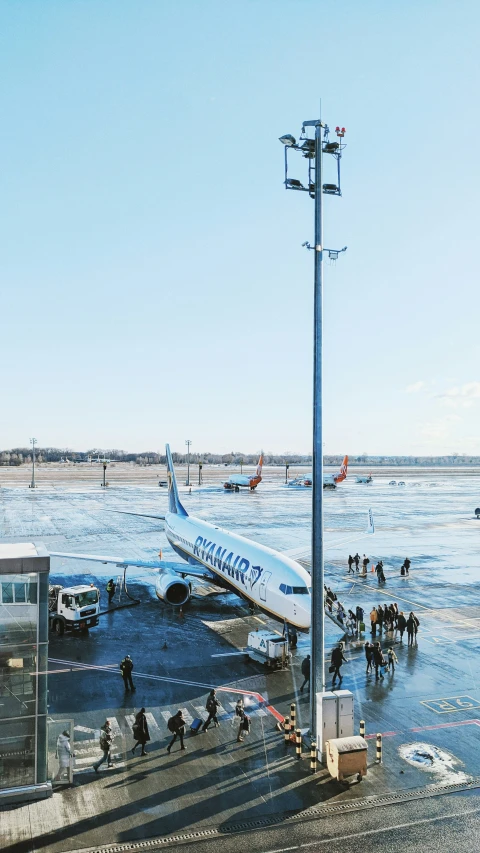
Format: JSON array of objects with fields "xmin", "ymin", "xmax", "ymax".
[{"xmin": 48, "ymin": 584, "xmax": 100, "ymax": 635}]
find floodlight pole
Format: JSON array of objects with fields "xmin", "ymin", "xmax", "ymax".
[
  {"xmin": 30, "ymin": 438, "xmax": 37, "ymax": 489},
  {"xmin": 185, "ymin": 440, "xmax": 192, "ymax": 486},
  {"xmin": 306, "ymin": 118, "xmax": 325, "ymax": 738}
]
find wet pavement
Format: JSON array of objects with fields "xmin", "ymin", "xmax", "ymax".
[{"xmin": 2, "ymin": 468, "xmax": 480, "ymax": 852}]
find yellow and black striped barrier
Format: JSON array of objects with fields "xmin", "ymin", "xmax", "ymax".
[
  {"xmin": 360, "ymin": 719, "xmax": 365, "ymax": 738},
  {"xmin": 310, "ymin": 741, "xmax": 317, "ymax": 773},
  {"xmin": 295, "ymin": 728, "xmax": 302, "ymax": 759},
  {"xmin": 290, "ymin": 702, "xmax": 296, "ymax": 732},
  {"xmin": 284, "ymin": 716, "xmax": 290, "ymax": 745},
  {"xmin": 376, "ymin": 733, "xmax": 382, "ymax": 763}
]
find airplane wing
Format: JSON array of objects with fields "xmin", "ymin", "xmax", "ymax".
[
  {"xmin": 110, "ymin": 511, "xmax": 165, "ymax": 521},
  {"xmin": 50, "ymin": 552, "xmax": 215, "ymax": 580}
]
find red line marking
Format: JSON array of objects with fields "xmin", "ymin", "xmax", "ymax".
[{"xmin": 217, "ymin": 686, "xmax": 284, "ymax": 722}]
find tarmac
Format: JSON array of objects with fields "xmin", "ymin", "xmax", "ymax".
[{"xmin": 2, "ymin": 469, "xmax": 480, "ymax": 852}]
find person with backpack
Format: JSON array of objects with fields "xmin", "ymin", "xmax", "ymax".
[
  {"xmin": 202, "ymin": 689, "xmax": 221, "ymax": 731},
  {"xmin": 300, "ymin": 654, "xmax": 310, "ymax": 692},
  {"xmin": 372, "ymin": 642, "xmax": 386, "ymax": 681},
  {"xmin": 131, "ymin": 708, "xmax": 150, "ymax": 756},
  {"xmin": 106, "ymin": 578, "xmax": 116, "ymax": 605},
  {"xmin": 120, "ymin": 655, "xmax": 135, "ymax": 692},
  {"xmin": 93, "ymin": 720, "xmax": 114, "ymax": 772},
  {"xmin": 236, "ymin": 709, "xmax": 251, "ymax": 743},
  {"xmin": 167, "ymin": 710, "xmax": 186, "ymax": 753},
  {"xmin": 387, "ymin": 648, "xmax": 398, "ymax": 674}
]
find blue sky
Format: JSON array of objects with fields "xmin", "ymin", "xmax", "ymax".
[{"xmin": 1, "ymin": 0, "xmax": 479, "ymax": 455}]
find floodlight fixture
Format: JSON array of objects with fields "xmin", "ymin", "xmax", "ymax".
[
  {"xmin": 286, "ymin": 177, "xmax": 305, "ymax": 189},
  {"xmin": 279, "ymin": 134, "xmax": 297, "ymax": 147}
]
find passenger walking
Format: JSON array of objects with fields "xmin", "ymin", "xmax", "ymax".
[
  {"xmin": 300, "ymin": 654, "xmax": 310, "ymax": 692},
  {"xmin": 356, "ymin": 605, "xmax": 364, "ymax": 626},
  {"xmin": 411, "ymin": 611, "xmax": 420, "ymax": 638},
  {"xmin": 106, "ymin": 578, "xmax": 116, "ymax": 605},
  {"xmin": 93, "ymin": 720, "xmax": 114, "ymax": 772},
  {"xmin": 331, "ymin": 644, "xmax": 348, "ymax": 687},
  {"xmin": 167, "ymin": 710, "xmax": 187, "ymax": 753},
  {"xmin": 377, "ymin": 605, "xmax": 384, "ymax": 633},
  {"xmin": 397, "ymin": 611, "xmax": 407, "ymax": 641},
  {"xmin": 406, "ymin": 613, "xmax": 416, "ymax": 645},
  {"xmin": 401, "ymin": 558, "xmax": 411, "ymax": 576},
  {"xmin": 387, "ymin": 648, "xmax": 398, "ymax": 674},
  {"xmin": 362, "ymin": 555, "xmax": 369, "ymax": 573},
  {"xmin": 120, "ymin": 654, "xmax": 135, "ymax": 691},
  {"xmin": 236, "ymin": 710, "xmax": 251, "ymax": 743},
  {"xmin": 348, "ymin": 555, "xmax": 354, "ymax": 574},
  {"xmin": 131, "ymin": 708, "xmax": 150, "ymax": 756},
  {"xmin": 372, "ymin": 642, "xmax": 385, "ymax": 681},
  {"xmin": 202, "ymin": 689, "xmax": 221, "ymax": 731},
  {"xmin": 365, "ymin": 641, "xmax": 373, "ymax": 674},
  {"xmin": 347, "ymin": 609, "xmax": 357, "ymax": 632},
  {"xmin": 376, "ymin": 561, "xmax": 386, "ymax": 584},
  {"xmin": 370, "ymin": 607, "xmax": 378, "ymax": 637},
  {"xmin": 354, "ymin": 553, "xmax": 360, "ymax": 572},
  {"xmin": 54, "ymin": 730, "xmax": 73, "ymax": 782}
]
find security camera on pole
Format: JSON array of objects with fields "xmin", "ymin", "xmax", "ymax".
[{"xmin": 279, "ymin": 118, "xmax": 347, "ymax": 746}]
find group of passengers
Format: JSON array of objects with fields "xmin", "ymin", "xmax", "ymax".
[
  {"xmin": 364, "ymin": 641, "xmax": 398, "ymax": 680},
  {"xmin": 370, "ymin": 604, "xmax": 419, "ymax": 645}
]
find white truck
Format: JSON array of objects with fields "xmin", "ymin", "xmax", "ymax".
[
  {"xmin": 246, "ymin": 630, "xmax": 290, "ymax": 669},
  {"xmin": 48, "ymin": 584, "xmax": 100, "ymax": 635}
]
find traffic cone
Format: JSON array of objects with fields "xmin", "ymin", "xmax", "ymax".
[
  {"xmin": 371, "ymin": 564, "xmax": 375, "ymax": 573},
  {"xmin": 179, "ymin": 606, "xmax": 184, "ymax": 619}
]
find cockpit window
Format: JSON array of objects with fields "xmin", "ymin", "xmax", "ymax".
[
  {"xmin": 292, "ymin": 586, "xmax": 309, "ymax": 594},
  {"xmin": 279, "ymin": 583, "xmax": 292, "ymax": 594}
]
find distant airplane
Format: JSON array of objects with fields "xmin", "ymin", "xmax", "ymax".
[
  {"xmin": 51, "ymin": 445, "xmax": 311, "ymax": 630},
  {"xmin": 288, "ymin": 456, "xmax": 349, "ymax": 490},
  {"xmin": 223, "ymin": 453, "xmax": 263, "ymax": 491},
  {"xmin": 355, "ymin": 474, "xmax": 372, "ymax": 484}
]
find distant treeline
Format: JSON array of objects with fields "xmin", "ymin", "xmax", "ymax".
[{"xmin": 1, "ymin": 448, "xmax": 480, "ymax": 467}]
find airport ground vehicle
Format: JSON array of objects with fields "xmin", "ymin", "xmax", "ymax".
[
  {"xmin": 48, "ymin": 584, "xmax": 100, "ymax": 635},
  {"xmin": 245, "ymin": 630, "xmax": 289, "ymax": 669}
]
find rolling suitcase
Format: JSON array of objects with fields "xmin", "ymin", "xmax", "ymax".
[
  {"xmin": 190, "ymin": 718, "xmax": 203, "ymax": 735},
  {"xmin": 359, "ymin": 621, "xmax": 365, "ymax": 632}
]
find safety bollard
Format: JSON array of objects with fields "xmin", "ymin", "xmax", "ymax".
[
  {"xmin": 376, "ymin": 733, "xmax": 382, "ymax": 763},
  {"xmin": 290, "ymin": 702, "xmax": 296, "ymax": 731},
  {"xmin": 295, "ymin": 729, "xmax": 302, "ymax": 759},
  {"xmin": 284, "ymin": 716, "xmax": 290, "ymax": 745},
  {"xmin": 360, "ymin": 719, "xmax": 365, "ymax": 738},
  {"xmin": 310, "ymin": 741, "xmax": 317, "ymax": 773}
]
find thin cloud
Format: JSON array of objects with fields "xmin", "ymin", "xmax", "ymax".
[
  {"xmin": 406, "ymin": 381, "xmax": 426, "ymax": 393},
  {"xmin": 437, "ymin": 382, "xmax": 480, "ymax": 408}
]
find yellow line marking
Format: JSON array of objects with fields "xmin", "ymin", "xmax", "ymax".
[{"xmin": 421, "ymin": 695, "xmax": 480, "ymax": 714}]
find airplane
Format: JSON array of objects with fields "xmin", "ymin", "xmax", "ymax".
[
  {"xmin": 51, "ymin": 444, "xmax": 312, "ymax": 630},
  {"xmin": 223, "ymin": 453, "xmax": 263, "ymax": 491},
  {"xmin": 288, "ymin": 456, "xmax": 348, "ymax": 490},
  {"xmin": 355, "ymin": 474, "xmax": 372, "ymax": 484}
]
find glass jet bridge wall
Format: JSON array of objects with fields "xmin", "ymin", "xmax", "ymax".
[{"xmin": 0, "ymin": 543, "xmax": 50, "ymax": 802}]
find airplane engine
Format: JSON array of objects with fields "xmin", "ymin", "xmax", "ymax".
[{"xmin": 155, "ymin": 571, "xmax": 191, "ymax": 606}]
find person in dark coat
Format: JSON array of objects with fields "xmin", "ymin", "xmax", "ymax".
[
  {"xmin": 407, "ymin": 612, "xmax": 419, "ymax": 645},
  {"xmin": 131, "ymin": 708, "xmax": 150, "ymax": 756},
  {"xmin": 167, "ymin": 710, "xmax": 186, "ymax": 753},
  {"xmin": 364, "ymin": 641, "xmax": 373, "ymax": 674},
  {"xmin": 401, "ymin": 558, "xmax": 411, "ymax": 576},
  {"xmin": 331, "ymin": 644, "xmax": 348, "ymax": 687},
  {"xmin": 300, "ymin": 654, "xmax": 310, "ymax": 692},
  {"xmin": 354, "ymin": 553, "xmax": 360, "ymax": 572},
  {"xmin": 397, "ymin": 611, "xmax": 407, "ymax": 641},
  {"xmin": 202, "ymin": 689, "xmax": 221, "ymax": 731},
  {"xmin": 377, "ymin": 605, "xmax": 384, "ymax": 633},
  {"xmin": 347, "ymin": 555, "xmax": 354, "ymax": 574},
  {"xmin": 372, "ymin": 642, "xmax": 385, "ymax": 680},
  {"xmin": 120, "ymin": 655, "xmax": 135, "ymax": 691}
]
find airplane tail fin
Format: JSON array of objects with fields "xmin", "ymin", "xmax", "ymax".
[
  {"xmin": 256, "ymin": 453, "xmax": 264, "ymax": 478},
  {"xmin": 166, "ymin": 444, "xmax": 188, "ymax": 517},
  {"xmin": 335, "ymin": 455, "xmax": 348, "ymax": 483}
]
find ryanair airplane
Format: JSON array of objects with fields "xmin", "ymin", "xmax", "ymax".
[{"xmin": 52, "ymin": 445, "xmax": 312, "ymax": 630}]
